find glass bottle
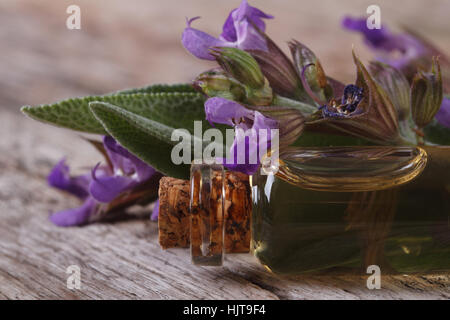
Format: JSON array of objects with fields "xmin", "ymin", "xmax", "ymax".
[{"xmin": 189, "ymin": 146, "xmax": 450, "ymax": 274}]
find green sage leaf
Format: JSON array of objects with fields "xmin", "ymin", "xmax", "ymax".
[
  {"xmin": 89, "ymin": 102, "xmax": 187, "ymax": 178},
  {"xmin": 114, "ymin": 83, "xmax": 195, "ymax": 95},
  {"xmin": 89, "ymin": 102, "xmax": 224, "ymax": 179},
  {"xmin": 22, "ymin": 86, "xmax": 206, "ymax": 135}
]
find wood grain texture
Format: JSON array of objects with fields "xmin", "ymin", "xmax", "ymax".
[{"xmin": 1, "ymin": 0, "xmax": 450, "ymax": 300}]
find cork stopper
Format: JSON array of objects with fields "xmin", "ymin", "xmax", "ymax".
[{"xmin": 158, "ymin": 171, "xmax": 251, "ymax": 255}]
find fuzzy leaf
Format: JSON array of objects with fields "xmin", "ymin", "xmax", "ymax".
[
  {"xmin": 90, "ymin": 102, "xmax": 185, "ymax": 179},
  {"xmin": 89, "ymin": 102, "xmax": 225, "ymax": 179},
  {"xmin": 114, "ymin": 83, "xmax": 195, "ymax": 95},
  {"xmin": 22, "ymin": 87, "xmax": 206, "ymax": 134}
]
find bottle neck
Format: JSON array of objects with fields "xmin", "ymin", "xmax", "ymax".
[
  {"xmin": 189, "ymin": 163, "xmax": 253, "ymax": 266},
  {"xmin": 190, "ymin": 163, "xmax": 225, "ymax": 266}
]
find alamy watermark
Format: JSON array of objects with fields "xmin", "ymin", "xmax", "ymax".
[
  {"xmin": 366, "ymin": 265, "xmax": 381, "ymax": 289},
  {"xmin": 66, "ymin": 5, "xmax": 81, "ymax": 30},
  {"xmin": 66, "ymin": 265, "xmax": 81, "ymax": 290},
  {"xmin": 366, "ymin": 5, "xmax": 381, "ymax": 30}
]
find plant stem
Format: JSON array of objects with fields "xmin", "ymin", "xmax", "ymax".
[{"xmin": 272, "ymin": 95, "xmax": 318, "ymax": 115}]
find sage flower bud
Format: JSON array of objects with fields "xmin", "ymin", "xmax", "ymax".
[
  {"xmin": 210, "ymin": 48, "xmax": 273, "ymax": 105},
  {"xmin": 211, "ymin": 47, "xmax": 265, "ymax": 89},
  {"xmin": 411, "ymin": 57, "xmax": 443, "ymax": 128},
  {"xmin": 193, "ymin": 69, "xmax": 246, "ymax": 101},
  {"xmin": 249, "ymin": 32, "xmax": 307, "ymax": 101},
  {"xmin": 289, "ymin": 40, "xmax": 332, "ymax": 103},
  {"xmin": 244, "ymin": 78, "xmax": 273, "ymax": 106}
]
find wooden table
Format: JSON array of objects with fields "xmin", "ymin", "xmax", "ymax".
[{"xmin": 1, "ymin": 0, "xmax": 449, "ymax": 299}]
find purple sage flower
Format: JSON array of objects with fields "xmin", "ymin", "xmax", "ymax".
[
  {"xmin": 342, "ymin": 17, "xmax": 427, "ymax": 71},
  {"xmin": 48, "ymin": 136, "xmax": 161, "ymax": 227},
  {"xmin": 151, "ymin": 199, "xmax": 160, "ymax": 221},
  {"xmin": 205, "ymin": 97, "xmax": 278, "ymax": 175},
  {"xmin": 182, "ymin": 0, "xmax": 273, "ymax": 60},
  {"xmin": 319, "ymin": 84, "xmax": 365, "ymax": 119},
  {"xmin": 47, "ymin": 159, "xmax": 90, "ymax": 199},
  {"xmin": 342, "ymin": 17, "xmax": 450, "ymax": 129}
]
